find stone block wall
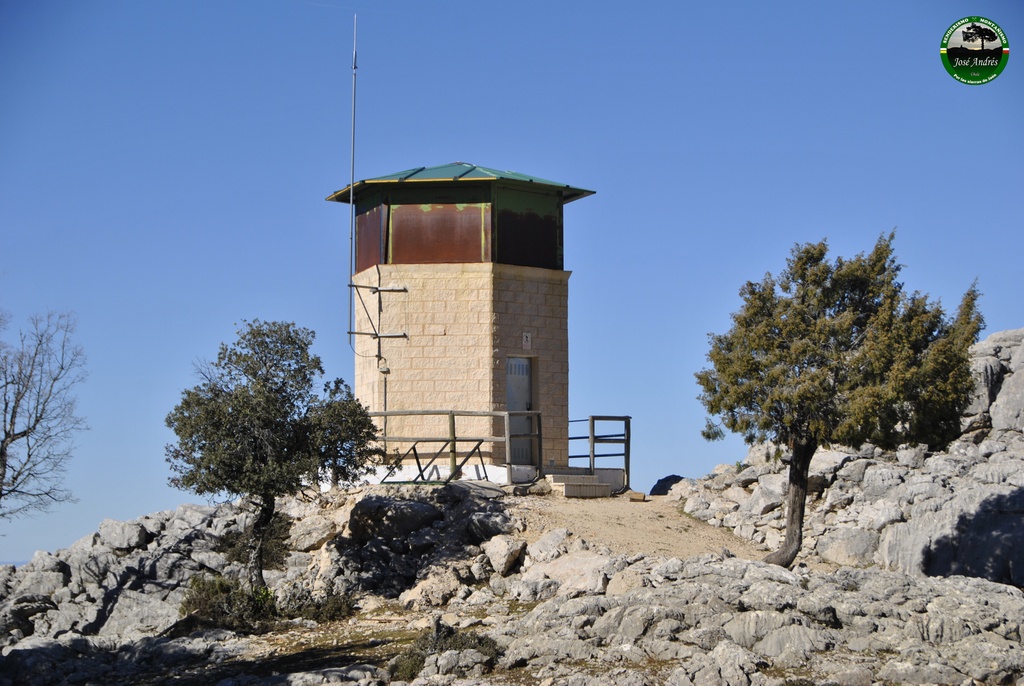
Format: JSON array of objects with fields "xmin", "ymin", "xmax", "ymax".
[
  {"xmin": 351, "ymin": 262, "xmax": 569, "ymax": 469},
  {"xmin": 493, "ymin": 265, "xmax": 570, "ymax": 467}
]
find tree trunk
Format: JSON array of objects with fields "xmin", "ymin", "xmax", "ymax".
[
  {"xmin": 763, "ymin": 437, "xmax": 817, "ymax": 568},
  {"xmin": 0, "ymin": 442, "xmax": 8, "ymax": 498},
  {"xmin": 243, "ymin": 494, "xmax": 275, "ymax": 592}
]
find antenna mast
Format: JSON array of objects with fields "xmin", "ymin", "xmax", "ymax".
[{"xmin": 347, "ymin": 15, "xmax": 358, "ymax": 349}]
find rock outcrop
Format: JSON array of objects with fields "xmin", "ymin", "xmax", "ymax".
[
  {"xmin": 491, "ymin": 553, "xmax": 1024, "ymax": 686},
  {"xmin": 669, "ymin": 328, "xmax": 1024, "ymax": 587},
  {"xmin": 0, "ymin": 481, "xmax": 512, "ymax": 684},
  {"xmin": 2, "ymin": 330, "xmax": 1023, "ymax": 685},
  {"xmin": 0, "ymin": 502, "xmax": 246, "ymax": 645}
]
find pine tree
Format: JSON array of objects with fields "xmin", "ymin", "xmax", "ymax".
[{"xmin": 696, "ymin": 234, "xmax": 983, "ymax": 567}]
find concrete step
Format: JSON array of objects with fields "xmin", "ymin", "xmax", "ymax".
[
  {"xmin": 545, "ymin": 474, "xmax": 612, "ymax": 498},
  {"xmin": 561, "ymin": 482, "xmax": 612, "ymax": 498},
  {"xmin": 547, "ymin": 474, "xmax": 601, "ymax": 485},
  {"xmin": 545, "ymin": 467, "xmax": 594, "ymax": 475}
]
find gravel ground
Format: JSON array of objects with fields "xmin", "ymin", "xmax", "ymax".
[{"xmin": 506, "ymin": 492, "xmax": 767, "ymax": 561}]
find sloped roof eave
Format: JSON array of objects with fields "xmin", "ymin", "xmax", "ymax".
[{"xmin": 325, "ymin": 162, "xmax": 594, "ymax": 204}]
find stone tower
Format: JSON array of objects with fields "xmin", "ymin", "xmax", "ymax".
[{"xmin": 327, "ymin": 162, "xmax": 593, "ymax": 481}]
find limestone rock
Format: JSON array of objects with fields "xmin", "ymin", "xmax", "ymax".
[
  {"xmin": 522, "ymin": 551, "xmax": 624, "ymax": 597},
  {"xmin": 347, "ymin": 495, "xmax": 442, "ymax": 543},
  {"xmin": 992, "ymin": 367, "xmax": 1024, "ymax": 431},
  {"xmin": 399, "ymin": 567, "xmax": 466, "ymax": 609},
  {"xmin": 481, "ymin": 535, "xmax": 525, "ymax": 577},
  {"xmin": 421, "ymin": 647, "xmax": 493, "ymax": 678},
  {"xmin": 740, "ymin": 475, "xmax": 785, "ymax": 516},
  {"xmin": 280, "ymin": 502, "xmax": 345, "ymax": 552},
  {"xmin": 964, "ymin": 328, "xmax": 1024, "ymax": 431},
  {"xmin": 487, "ymin": 557, "xmax": 1024, "ymax": 685},
  {"xmin": 466, "ymin": 511, "xmax": 515, "ymax": 543},
  {"xmin": 1, "ymin": 460, "xmax": 1023, "ymax": 685},
  {"xmin": 606, "ymin": 566, "xmax": 647, "ymax": 595},
  {"xmin": 95, "ymin": 589, "xmax": 179, "ymax": 641},
  {"xmin": 806, "ymin": 448, "xmax": 855, "ymax": 494},
  {"xmin": 815, "ymin": 528, "xmax": 879, "ymax": 567},
  {"xmin": 11, "ymin": 553, "xmax": 69, "ymax": 598},
  {"xmin": 97, "ymin": 518, "xmax": 150, "ymax": 551},
  {"xmin": 525, "ymin": 528, "xmax": 572, "ymax": 564}
]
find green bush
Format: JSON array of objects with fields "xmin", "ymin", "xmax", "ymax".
[
  {"xmin": 280, "ymin": 592, "xmax": 357, "ymax": 623},
  {"xmin": 179, "ymin": 575, "xmax": 278, "ymax": 633},
  {"xmin": 418, "ymin": 626, "xmax": 499, "ymax": 659},
  {"xmin": 216, "ymin": 511, "xmax": 293, "ymax": 571},
  {"xmin": 389, "ymin": 621, "xmax": 500, "ymax": 680},
  {"xmin": 179, "ymin": 575, "xmax": 235, "ymax": 620},
  {"xmin": 389, "ymin": 650, "xmax": 426, "ymax": 682}
]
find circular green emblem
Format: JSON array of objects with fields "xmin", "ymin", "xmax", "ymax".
[{"xmin": 941, "ymin": 16, "xmax": 1009, "ymax": 85}]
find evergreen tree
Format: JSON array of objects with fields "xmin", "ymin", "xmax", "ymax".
[
  {"xmin": 696, "ymin": 234, "xmax": 983, "ymax": 567},
  {"xmin": 166, "ymin": 320, "xmax": 383, "ymax": 590}
]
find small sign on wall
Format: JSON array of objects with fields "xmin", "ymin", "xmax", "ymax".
[{"xmin": 522, "ymin": 332, "xmax": 532, "ymax": 350}]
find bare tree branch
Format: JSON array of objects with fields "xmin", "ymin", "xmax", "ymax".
[{"xmin": 1, "ymin": 310, "xmax": 87, "ymax": 519}]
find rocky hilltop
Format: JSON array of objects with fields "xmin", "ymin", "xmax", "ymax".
[
  {"xmin": 670, "ymin": 327, "xmax": 1024, "ymax": 587},
  {"xmin": 1, "ymin": 330, "xmax": 1023, "ymax": 685}
]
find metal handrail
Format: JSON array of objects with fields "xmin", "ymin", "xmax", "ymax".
[
  {"xmin": 568, "ymin": 415, "xmax": 632, "ymax": 491},
  {"xmin": 368, "ymin": 409, "xmax": 543, "ymax": 485}
]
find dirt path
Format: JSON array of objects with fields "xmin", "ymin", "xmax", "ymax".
[{"xmin": 505, "ymin": 492, "xmax": 767, "ymax": 561}]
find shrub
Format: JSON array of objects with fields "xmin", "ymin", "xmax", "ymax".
[
  {"xmin": 179, "ymin": 575, "xmax": 236, "ymax": 620},
  {"xmin": 390, "ymin": 650, "xmax": 426, "ymax": 682},
  {"xmin": 389, "ymin": 620, "xmax": 500, "ymax": 680},
  {"xmin": 179, "ymin": 575, "xmax": 278, "ymax": 633},
  {"xmin": 216, "ymin": 511, "xmax": 293, "ymax": 571},
  {"xmin": 280, "ymin": 592, "xmax": 357, "ymax": 623},
  {"xmin": 419, "ymin": 626, "xmax": 499, "ymax": 659}
]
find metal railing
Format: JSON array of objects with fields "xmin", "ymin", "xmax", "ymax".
[
  {"xmin": 368, "ymin": 409, "xmax": 542, "ymax": 485},
  {"xmin": 568, "ymin": 415, "xmax": 632, "ymax": 490}
]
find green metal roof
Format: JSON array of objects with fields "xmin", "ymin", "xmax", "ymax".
[{"xmin": 327, "ymin": 162, "xmax": 595, "ymax": 204}]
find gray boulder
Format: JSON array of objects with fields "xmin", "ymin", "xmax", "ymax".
[
  {"xmin": 963, "ymin": 328, "xmax": 1024, "ymax": 431},
  {"xmin": 420, "ymin": 647, "xmax": 493, "ymax": 678},
  {"xmin": 739, "ymin": 474, "xmax": 785, "ymax": 516},
  {"xmin": 277, "ymin": 496, "xmax": 351, "ymax": 552},
  {"xmin": 97, "ymin": 519, "xmax": 150, "ymax": 551},
  {"xmin": 521, "ymin": 551, "xmax": 625, "ymax": 597},
  {"xmin": 0, "ymin": 501, "xmax": 245, "ymax": 648},
  {"xmin": 11, "ymin": 553, "xmax": 69, "ymax": 599},
  {"xmin": 347, "ymin": 495, "xmax": 442, "ymax": 543},
  {"xmin": 399, "ymin": 567, "xmax": 467, "ymax": 609},
  {"xmin": 489, "ymin": 555, "xmax": 1024, "ymax": 685},
  {"xmin": 525, "ymin": 528, "xmax": 573, "ymax": 564},
  {"xmin": 481, "ymin": 535, "xmax": 525, "ymax": 577},
  {"xmin": 815, "ymin": 528, "xmax": 879, "ymax": 567},
  {"xmin": 95, "ymin": 588, "xmax": 180, "ymax": 641},
  {"xmin": 465, "ymin": 510, "xmax": 515, "ymax": 543},
  {"xmin": 992, "ymin": 367, "xmax": 1024, "ymax": 431}
]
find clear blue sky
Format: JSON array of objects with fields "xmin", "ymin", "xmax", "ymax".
[{"xmin": 2, "ymin": 1, "xmax": 1021, "ymax": 563}]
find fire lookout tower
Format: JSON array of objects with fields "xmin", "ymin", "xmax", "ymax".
[{"xmin": 327, "ymin": 162, "xmax": 596, "ymax": 484}]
